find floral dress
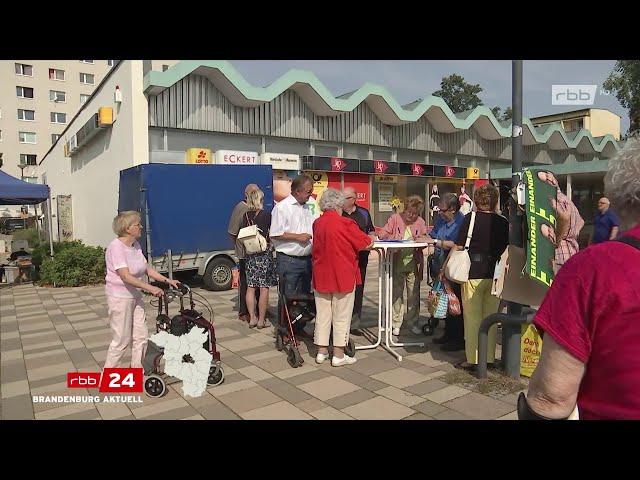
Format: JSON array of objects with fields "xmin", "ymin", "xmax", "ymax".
[{"xmin": 242, "ymin": 210, "xmax": 277, "ymax": 288}]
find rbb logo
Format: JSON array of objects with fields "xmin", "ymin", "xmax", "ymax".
[
  {"xmin": 99, "ymin": 368, "xmax": 143, "ymax": 393},
  {"xmin": 67, "ymin": 372, "xmax": 100, "ymax": 388},
  {"xmin": 67, "ymin": 368, "xmax": 143, "ymax": 392}
]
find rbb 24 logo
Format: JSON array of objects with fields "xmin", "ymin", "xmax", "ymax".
[{"xmin": 67, "ymin": 368, "xmax": 143, "ymax": 392}]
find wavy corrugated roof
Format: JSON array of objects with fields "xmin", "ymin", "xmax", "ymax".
[{"xmin": 143, "ymin": 60, "xmax": 621, "ymax": 156}]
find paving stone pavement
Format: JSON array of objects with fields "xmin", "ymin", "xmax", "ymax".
[{"xmin": 0, "ymin": 257, "xmax": 521, "ymax": 420}]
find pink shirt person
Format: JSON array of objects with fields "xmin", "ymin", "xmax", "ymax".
[{"xmin": 105, "ymin": 239, "xmax": 148, "ymax": 298}]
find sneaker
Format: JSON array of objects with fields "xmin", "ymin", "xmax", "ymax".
[
  {"xmin": 332, "ymin": 354, "xmax": 357, "ymax": 367},
  {"xmin": 315, "ymin": 352, "xmax": 330, "ymax": 364},
  {"xmin": 392, "ymin": 327, "xmax": 400, "ymax": 336},
  {"xmin": 411, "ymin": 325, "xmax": 423, "ymax": 335}
]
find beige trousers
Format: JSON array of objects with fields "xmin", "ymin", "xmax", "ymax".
[
  {"xmin": 104, "ymin": 296, "xmax": 148, "ymax": 369},
  {"xmin": 314, "ymin": 289, "xmax": 356, "ymax": 347}
]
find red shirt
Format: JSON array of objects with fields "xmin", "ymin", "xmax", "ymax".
[
  {"xmin": 534, "ymin": 224, "xmax": 640, "ymax": 420},
  {"xmin": 312, "ymin": 211, "xmax": 372, "ymax": 294}
]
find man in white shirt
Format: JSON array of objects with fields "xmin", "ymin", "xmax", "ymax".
[{"xmin": 270, "ymin": 175, "xmax": 318, "ymax": 334}]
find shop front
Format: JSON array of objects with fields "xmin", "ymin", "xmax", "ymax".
[{"xmin": 301, "ymin": 156, "xmax": 483, "ymax": 227}]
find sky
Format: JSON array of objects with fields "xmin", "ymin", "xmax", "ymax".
[{"xmin": 229, "ymin": 60, "xmax": 629, "ymax": 134}]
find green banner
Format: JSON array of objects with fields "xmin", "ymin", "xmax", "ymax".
[{"xmin": 524, "ymin": 169, "xmax": 557, "ymax": 287}]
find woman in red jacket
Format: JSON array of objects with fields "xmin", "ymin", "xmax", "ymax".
[{"xmin": 312, "ymin": 188, "xmax": 374, "ymax": 367}]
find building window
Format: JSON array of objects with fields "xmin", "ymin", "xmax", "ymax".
[
  {"xmin": 16, "ymin": 86, "xmax": 34, "ymax": 98},
  {"xmin": 162, "ymin": 64, "xmax": 170, "ymax": 72},
  {"xmin": 15, "ymin": 63, "xmax": 33, "ymax": 76},
  {"xmin": 20, "ymin": 154, "xmax": 38, "ymax": 166},
  {"xmin": 80, "ymin": 93, "xmax": 91, "ymax": 104},
  {"xmin": 17, "ymin": 109, "xmax": 35, "ymax": 121},
  {"xmin": 50, "ymin": 90, "xmax": 66, "ymax": 102},
  {"xmin": 80, "ymin": 60, "xmax": 94, "ymax": 64},
  {"xmin": 566, "ymin": 119, "xmax": 584, "ymax": 132},
  {"xmin": 50, "ymin": 112, "xmax": 67, "ymax": 124},
  {"xmin": 107, "ymin": 60, "xmax": 116, "ymax": 67},
  {"xmin": 23, "ymin": 177, "xmax": 38, "ymax": 184},
  {"xmin": 51, "ymin": 134, "xmax": 61, "ymax": 144},
  {"xmin": 19, "ymin": 132, "xmax": 37, "ymax": 144},
  {"xmin": 49, "ymin": 68, "xmax": 65, "ymax": 81},
  {"xmin": 79, "ymin": 73, "xmax": 95, "ymax": 85}
]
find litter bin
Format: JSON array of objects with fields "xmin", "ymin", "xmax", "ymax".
[{"xmin": 4, "ymin": 266, "xmax": 19, "ymax": 283}]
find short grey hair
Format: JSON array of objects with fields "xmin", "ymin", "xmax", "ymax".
[
  {"xmin": 112, "ymin": 211, "xmax": 141, "ymax": 237},
  {"xmin": 318, "ymin": 188, "xmax": 345, "ymax": 212},
  {"xmin": 438, "ymin": 193, "xmax": 460, "ymax": 213},
  {"xmin": 604, "ymin": 136, "xmax": 640, "ymax": 230}
]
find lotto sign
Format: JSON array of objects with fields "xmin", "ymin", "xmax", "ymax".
[
  {"xmin": 466, "ymin": 167, "xmax": 480, "ymax": 180},
  {"xmin": 186, "ymin": 148, "xmax": 212, "ymax": 164},
  {"xmin": 67, "ymin": 368, "xmax": 143, "ymax": 393}
]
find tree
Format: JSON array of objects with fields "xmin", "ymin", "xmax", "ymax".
[
  {"xmin": 491, "ymin": 106, "xmax": 512, "ymax": 122},
  {"xmin": 603, "ymin": 60, "xmax": 640, "ymax": 134},
  {"xmin": 433, "ymin": 74, "xmax": 483, "ymax": 113}
]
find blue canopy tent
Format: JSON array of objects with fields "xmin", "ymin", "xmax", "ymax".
[{"xmin": 0, "ymin": 170, "xmax": 54, "ymax": 255}]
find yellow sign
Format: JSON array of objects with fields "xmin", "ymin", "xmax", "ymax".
[
  {"xmin": 186, "ymin": 148, "xmax": 212, "ymax": 164},
  {"xmin": 98, "ymin": 107, "xmax": 113, "ymax": 126},
  {"xmin": 520, "ymin": 324, "xmax": 543, "ymax": 377},
  {"xmin": 467, "ymin": 167, "xmax": 480, "ymax": 180},
  {"xmin": 374, "ymin": 175, "xmax": 398, "ymax": 183}
]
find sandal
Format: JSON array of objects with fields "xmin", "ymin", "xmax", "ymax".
[
  {"xmin": 454, "ymin": 361, "xmax": 477, "ymax": 372},
  {"xmin": 248, "ymin": 318, "xmax": 259, "ymax": 329},
  {"xmin": 257, "ymin": 320, "xmax": 269, "ymax": 329}
]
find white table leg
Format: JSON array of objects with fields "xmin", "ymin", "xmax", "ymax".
[
  {"xmin": 356, "ymin": 249, "xmax": 383, "ymax": 351},
  {"xmin": 388, "ymin": 250, "xmax": 425, "ymax": 350}
]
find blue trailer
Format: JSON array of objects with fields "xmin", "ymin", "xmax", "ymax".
[{"xmin": 118, "ymin": 163, "xmax": 273, "ymax": 290}]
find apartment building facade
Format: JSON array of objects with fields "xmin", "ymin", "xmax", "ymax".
[{"xmin": 0, "ymin": 60, "xmax": 117, "ymax": 214}]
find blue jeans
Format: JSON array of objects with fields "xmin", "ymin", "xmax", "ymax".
[{"xmin": 276, "ymin": 253, "xmax": 312, "ymax": 330}]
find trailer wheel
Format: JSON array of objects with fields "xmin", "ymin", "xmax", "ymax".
[{"xmin": 203, "ymin": 257, "xmax": 234, "ymax": 291}]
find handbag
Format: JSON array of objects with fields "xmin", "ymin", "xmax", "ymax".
[
  {"xmin": 445, "ymin": 211, "xmax": 476, "ymax": 284},
  {"xmin": 443, "ymin": 280, "xmax": 461, "ymax": 316},
  {"xmin": 427, "ymin": 280, "xmax": 449, "ymax": 319},
  {"xmin": 238, "ymin": 211, "xmax": 268, "ymax": 255}
]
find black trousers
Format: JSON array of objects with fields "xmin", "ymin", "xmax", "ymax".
[
  {"xmin": 352, "ymin": 251, "xmax": 369, "ymax": 318},
  {"xmin": 238, "ymin": 259, "xmax": 260, "ymax": 317},
  {"xmin": 444, "ymin": 281, "xmax": 464, "ymax": 343}
]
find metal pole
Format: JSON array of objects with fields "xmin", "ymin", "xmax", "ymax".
[
  {"xmin": 501, "ymin": 60, "xmax": 525, "ymax": 378},
  {"xmin": 47, "ymin": 197, "xmax": 54, "ymax": 257},
  {"xmin": 167, "ymin": 248, "xmax": 173, "ymax": 281}
]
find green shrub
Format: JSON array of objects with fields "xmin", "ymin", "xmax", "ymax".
[
  {"xmin": 32, "ymin": 240, "xmax": 84, "ymax": 267},
  {"xmin": 39, "ymin": 243, "xmax": 106, "ymax": 287},
  {"xmin": 11, "ymin": 228, "xmax": 42, "ymax": 248}
]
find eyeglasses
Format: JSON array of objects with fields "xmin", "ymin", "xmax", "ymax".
[
  {"xmin": 131, "ymin": 223, "xmax": 143, "ymax": 229},
  {"xmin": 345, "ymin": 196, "xmax": 356, "ymax": 200}
]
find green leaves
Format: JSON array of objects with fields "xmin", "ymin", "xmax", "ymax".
[
  {"xmin": 39, "ymin": 241, "xmax": 105, "ymax": 287},
  {"xmin": 603, "ymin": 60, "xmax": 640, "ymax": 134},
  {"xmin": 433, "ymin": 73, "xmax": 484, "ymax": 114}
]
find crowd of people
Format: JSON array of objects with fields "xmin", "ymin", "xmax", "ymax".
[{"xmin": 99, "ymin": 137, "xmax": 640, "ymax": 418}]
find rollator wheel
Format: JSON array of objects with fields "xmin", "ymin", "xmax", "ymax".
[
  {"xmin": 344, "ymin": 339, "xmax": 356, "ymax": 357},
  {"xmin": 275, "ymin": 332, "xmax": 284, "ymax": 351},
  {"xmin": 422, "ymin": 324, "xmax": 435, "ymax": 336},
  {"xmin": 144, "ymin": 375, "xmax": 166, "ymax": 398},
  {"xmin": 287, "ymin": 348, "xmax": 304, "ymax": 368},
  {"xmin": 207, "ymin": 365, "xmax": 225, "ymax": 386}
]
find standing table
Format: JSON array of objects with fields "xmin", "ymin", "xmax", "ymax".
[{"xmin": 356, "ymin": 241, "xmax": 428, "ymax": 361}]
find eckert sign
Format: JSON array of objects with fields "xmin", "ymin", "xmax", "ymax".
[
  {"xmin": 215, "ymin": 150, "xmax": 259, "ymax": 165},
  {"xmin": 261, "ymin": 153, "xmax": 300, "ymax": 171}
]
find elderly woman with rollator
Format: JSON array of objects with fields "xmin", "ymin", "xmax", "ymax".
[{"xmin": 312, "ymin": 188, "xmax": 374, "ymax": 367}]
